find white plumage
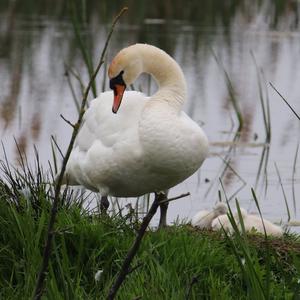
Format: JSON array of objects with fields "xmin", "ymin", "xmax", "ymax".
[
  {"xmin": 212, "ymin": 208, "xmax": 283, "ymax": 237},
  {"xmin": 191, "ymin": 203, "xmax": 228, "ymax": 229},
  {"xmin": 62, "ymin": 44, "xmax": 209, "ymax": 225}
]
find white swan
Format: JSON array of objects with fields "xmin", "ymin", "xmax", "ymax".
[
  {"xmin": 191, "ymin": 203, "xmax": 227, "ymax": 229},
  {"xmin": 212, "ymin": 208, "xmax": 283, "ymax": 237},
  {"xmin": 63, "ymin": 44, "xmax": 209, "ymax": 226},
  {"xmin": 242, "ymin": 213, "xmax": 283, "ymax": 237}
]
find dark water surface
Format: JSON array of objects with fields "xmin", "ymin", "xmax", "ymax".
[{"xmin": 0, "ymin": 0, "xmax": 300, "ymax": 226}]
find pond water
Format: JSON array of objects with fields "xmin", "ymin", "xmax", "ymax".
[{"xmin": 0, "ymin": 0, "xmax": 299, "ymax": 228}]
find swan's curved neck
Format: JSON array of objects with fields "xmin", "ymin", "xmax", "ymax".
[{"xmin": 139, "ymin": 45, "xmax": 187, "ymax": 111}]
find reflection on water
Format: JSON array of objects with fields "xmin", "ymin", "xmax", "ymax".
[{"xmin": 0, "ymin": 0, "xmax": 299, "ymax": 225}]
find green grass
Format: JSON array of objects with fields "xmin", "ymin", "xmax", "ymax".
[{"xmin": 0, "ymin": 166, "xmax": 300, "ymax": 300}]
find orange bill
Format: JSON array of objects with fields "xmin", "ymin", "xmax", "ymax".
[{"xmin": 112, "ymin": 84, "xmax": 126, "ymax": 113}]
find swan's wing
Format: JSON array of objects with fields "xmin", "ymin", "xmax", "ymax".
[
  {"xmin": 65, "ymin": 91, "xmax": 148, "ymax": 189},
  {"xmin": 76, "ymin": 91, "xmax": 148, "ymax": 151},
  {"xmin": 191, "ymin": 210, "xmax": 214, "ymax": 228}
]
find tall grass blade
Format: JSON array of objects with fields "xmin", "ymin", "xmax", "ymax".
[
  {"xmin": 64, "ymin": 66, "xmax": 81, "ymax": 112},
  {"xmin": 251, "ymin": 53, "xmax": 271, "ymax": 192},
  {"xmin": 251, "ymin": 188, "xmax": 271, "ymax": 299},
  {"xmin": 274, "ymin": 162, "xmax": 290, "ymax": 221},
  {"xmin": 211, "ymin": 50, "xmax": 243, "ymax": 132},
  {"xmin": 69, "ymin": 0, "xmax": 97, "ymax": 97},
  {"xmin": 50, "ymin": 139, "xmax": 58, "ymax": 175},
  {"xmin": 101, "ymin": 58, "xmax": 108, "ymax": 93},
  {"xmin": 292, "ymin": 143, "xmax": 299, "ymax": 215},
  {"xmin": 270, "ymin": 82, "xmax": 300, "ymax": 121},
  {"xmin": 251, "ymin": 52, "xmax": 271, "ymax": 142}
]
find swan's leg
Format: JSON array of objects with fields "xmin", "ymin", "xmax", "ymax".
[
  {"xmin": 158, "ymin": 201, "xmax": 169, "ymax": 228},
  {"xmin": 158, "ymin": 190, "xmax": 169, "ymax": 228},
  {"xmin": 100, "ymin": 195, "xmax": 109, "ymax": 213}
]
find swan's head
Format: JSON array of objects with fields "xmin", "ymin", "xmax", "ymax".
[
  {"xmin": 108, "ymin": 45, "xmax": 143, "ymax": 113},
  {"xmin": 213, "ymin": 202, "xmax": 228, "ymax": 216}
]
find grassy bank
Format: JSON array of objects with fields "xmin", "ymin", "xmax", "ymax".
[{"xmin": 0, "ymin": 171, "xmax": 300, "ymax": 299}]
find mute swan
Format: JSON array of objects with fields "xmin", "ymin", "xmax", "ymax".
[
  {"xmin": 212, "ymin": 208, "xmax": 283, "ymax": 237},
  {"xmin": 191, "ymin": 203, "xmax": 227, "ymax": 229},
  {"xmin": 63, "ymin": 44, "xmax": 209, "ymax": 227}
]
